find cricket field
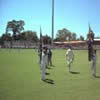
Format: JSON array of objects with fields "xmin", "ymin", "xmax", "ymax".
[{"xmin": 0, "ymin": 49, "xmax": 100, "ymax": 100}]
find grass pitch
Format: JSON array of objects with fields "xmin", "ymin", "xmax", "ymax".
[{"xmin": 0, "ymin": 49, "xmax": 100, "ymax": 100}]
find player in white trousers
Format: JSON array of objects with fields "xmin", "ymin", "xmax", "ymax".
[
  {"xmin": 66, "ymin": 47, "xmax": 74, "ymax": 72},
  {"xmin": 91, "ymin": 49, "xmax": 97, "ymax": 77},
  {"xmin": 40, "ymin": 46, "xmax": 48, "ymax": 81}
]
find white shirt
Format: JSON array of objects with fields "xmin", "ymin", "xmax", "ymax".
[
  {"xmin": 41, "ymin": 52, "xmax": 48, "ymax": 68},
  {"xmin": 92, "ymin": 53, "xmax": 97, "ymax": 65},
  {"xmin": 66, "ymin": 48, "xmax": 74, "ymax": 62}
]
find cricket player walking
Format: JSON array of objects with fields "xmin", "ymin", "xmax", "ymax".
[
  {"xmin": 66, "ymin": 47, "xmax": 74, "ymax": 72},
  {"xmin": 40, "ymin": 46, "xmax": 48, "ymax": 81},
  {"xmin": 91, "ymin": 49, "xmax": 97, "ymax": 77}
]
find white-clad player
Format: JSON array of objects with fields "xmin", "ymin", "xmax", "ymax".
[
  {"xmin": 66, "ymin": 46, "xmax": 74, "ymax": 72},
  {"xmin": 91, "ymin": 49, "xmax": 97, "ymax": 77},
  {"xmin": 40, "ymin": 46, "xmax": 48, "ymax": 81}
]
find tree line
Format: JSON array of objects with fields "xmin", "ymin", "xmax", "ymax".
[{"xmin": 0, "ymin": 20, "xmax": 85, "ymax": 45}]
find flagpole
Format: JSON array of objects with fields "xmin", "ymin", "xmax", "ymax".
[
  {"xmin": 52, "ymin": 0, "xmax": 54, "ymax": 47},
  {"xmin": 40, "ymin": 26, "xmax": 43, "ymax": 48}
]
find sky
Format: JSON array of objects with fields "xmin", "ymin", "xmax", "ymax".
[{"xmin": 0, "ymin": 0, "xmax": 100, "ymax": 38}]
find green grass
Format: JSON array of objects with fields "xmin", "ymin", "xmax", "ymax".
[{"xmin": 0, "ymin": 49, "xmax": 100, "ymax": 100}]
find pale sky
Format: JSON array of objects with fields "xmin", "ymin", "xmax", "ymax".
[{"xmin": 0, "ymin": 0, "xmax": 100, "ymax": 38}]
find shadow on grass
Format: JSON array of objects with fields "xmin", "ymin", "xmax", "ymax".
[
  {"xmin": 70, "ymin": 71, "xmax": 80, "ymax": 74},
  {"xmin": 46, "ymin": 67, "xmax": 51, "ymax": 69},
  {"xmin": 95, "ymin": 75, "xmax": 100, "ymax": 78},
  {"xmin": 45, "ymin": 72, "xmax": 50, "ymax": 75},
  {"xmin": 51, "ymin": 65, "xmax": 55, "ymax": 67},
  {"xmin": 43, "ymin": 79, "xmax": 54, "ymax": 84}
]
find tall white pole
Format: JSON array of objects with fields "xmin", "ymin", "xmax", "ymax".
[{"xmin": 52, "ymin": 0, "xmax": 54, "ymax": 46}]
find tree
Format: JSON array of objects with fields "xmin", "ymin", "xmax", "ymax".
[
  {"xmin": 80, "ymin": 35, "xmax": 84, "ymax": 41},
  {"xmin": 0, "ymin": 33, "xmax": 12, "ymax": 41},
  {"xmin": 56, "ymin": 28, "xmax": 72, "ymax": 41},
  {"xmin": 55, "ymin": 28, "xmax": 77, "ymax": 41},
  {"xmin": 20, "ymin": 31, "xmax": 38, "ymax": 42},
  {"xmin": 0, "ymin": 33, "xmax": 12, "ymax": 46},
  {"xmin": 6, "ymin": 20, "xmax": 25, "ymax": 39},
  {"xmin": 0, "ymin": 36, "xmax": 4, "ymax": 45},
  {"xmin": 71, "ymin": 33, "xmax": 77, "ymax": 40}
]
